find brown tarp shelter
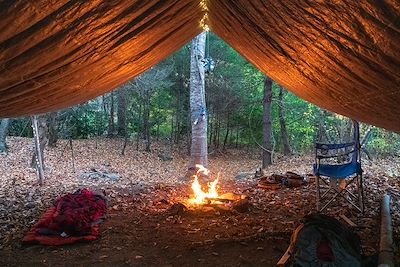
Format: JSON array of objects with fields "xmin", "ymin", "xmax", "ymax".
[{"xmin": 0, "ymin": 0, "xmax": 399, "ymax": 131}]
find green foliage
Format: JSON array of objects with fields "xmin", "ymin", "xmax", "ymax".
[
  {"xmin": 7, "ymin": 34, "xmax": 399, "ymax": 157},
  {"xmin": 366, "ymin": 129, "xmax": 400, "ymax": 157},
  {"xmin": 9, "ymin": 117, "xmax": 33, "ymax": 137},
  {"xmin": 58, "ymin": 100, "xmax": 108, "ymax": 139}
]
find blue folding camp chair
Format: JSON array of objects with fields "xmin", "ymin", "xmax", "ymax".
[{"xmin": 313, "ymin": 120, "xmax": 364, "ymax": 212}]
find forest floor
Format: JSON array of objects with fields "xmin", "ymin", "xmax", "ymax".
[{"xmin": 0, "ymin": 137, "xmax": 399, "ymax": 266}]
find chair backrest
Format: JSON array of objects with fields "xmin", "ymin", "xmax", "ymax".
[
  {"xmin": 313, "ymin": 120, "xmax": 362, "ymax": 179},
  {"xmin": 315, "ymin": 120, "xmax": 361, "ymax": 166}
]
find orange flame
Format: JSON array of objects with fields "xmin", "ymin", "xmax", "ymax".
[{"xmin": 188, "ymin": 164, "xmax": 219, "ymax": 205}]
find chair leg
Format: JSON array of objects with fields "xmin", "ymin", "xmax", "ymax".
[
  {"xmin": 359, "ymin": 173, "xmax": 364, "ymax": 213},
  {"xmin": 318, "ymin": 176, "xmax": 363, "ymax": 213},
  {"xmin": 316, "ymin": 174, "xmax": 321, "ymax": 211}
]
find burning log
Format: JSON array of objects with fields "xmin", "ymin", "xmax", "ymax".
[
  {"xmin": 204, "ymin": 197, "xmax": 233, "ymax": 203},
  {"xmin": 182, "ymin": 165, "xmax": 250, "ymax": 213}
]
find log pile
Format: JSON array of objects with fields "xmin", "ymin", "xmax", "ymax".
[{"xmin": 257, "ymin": 172, "xmax": 310, "ymax": 190}]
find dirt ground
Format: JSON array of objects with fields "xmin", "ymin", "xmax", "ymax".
[
  {"xmin": 1, "ymin": 191, "xmax": 292, "ymax": 266},
  {"xmin": 0, "ymin": 137, "xmax": 399, "ymax": 266}
]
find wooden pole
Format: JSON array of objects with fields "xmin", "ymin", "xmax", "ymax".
[
  {"xmin": 378, "ymin": 193, "xmax": 394, "ymax": 267},
  {"xmin": 32, "ymin": 115, "xmax": 45, "ymax": 185}
]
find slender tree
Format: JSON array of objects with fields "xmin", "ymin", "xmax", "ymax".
[
  {"xmin": 189, "ymin": 32, "xmax": 208, "ymax": 169},
  {"xmin": 277, "ymin": 86, "xmax": 292, "ymax": 155},
  {"xmin": 47, "ymin": 112, "xmax": 58, "ymax": 147},
  {"xmin": 316, "ymin": 109, "xmax": 331, "ymax": 143},
  {"xmin": 143, "ymin": 89, "xmax": 151, "ymax": 152},
  {"xmin": 107, "ymin": 92, "xmax": 115, "ymax": 137},
  {"xmin": 262, "ymin": 76, "xmax": 273, "ymax": 167},
  {"xmin": 117, "ymin": 87, "xmax": 127, "ymax": 136},
  {"xmin": 31, "ymin": 115, "xmax": 47, "ymax": 169},
  {"xmin": 0, "ymin": 118, "xmax": 10, "ymax": 153},
  {"xmin": 31, "ymin": 115, "xmax": 45, "ymax": 184}
]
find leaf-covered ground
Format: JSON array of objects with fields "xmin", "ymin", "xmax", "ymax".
[{"xmin": 0, "ymin": 137, "xmax": 399, "ymax": 266}]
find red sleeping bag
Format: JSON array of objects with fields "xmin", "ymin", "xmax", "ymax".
[{"xmin": 23, "ymin": 188, "xmax": 107, "ymax": 246}]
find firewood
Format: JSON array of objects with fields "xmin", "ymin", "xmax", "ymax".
[
  {"xmin": 339, "ymin": 214, "xmax": 357, "ymax": 227},
  {"xmin": 204, "ymin": 197, "xmax": 234, "ymax": 203}
]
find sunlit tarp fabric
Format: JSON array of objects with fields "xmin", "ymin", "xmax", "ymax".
[{"xmin": 0, "ymin": 1, "xmax": 399, "ymax": 132}]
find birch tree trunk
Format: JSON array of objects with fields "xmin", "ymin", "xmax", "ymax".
[
  {"xmin": 0, "ymin": 118, "xmax": 10, "ymax": 153},
  {"xmin": 262, "ymin": 76, "xmax": 273, "ymax": 168},
  {"xmin": 31, "ymin": 115, "xmax": 45, "ymax": 185},
  {"xmin": 189, "ymin": 32, "xmax": 208, "ymax": 169},
  {"xmin": 31, "ymin": 115, "xmax": 47, "ymax": 169}
]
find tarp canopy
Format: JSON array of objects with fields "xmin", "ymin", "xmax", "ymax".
[{"xmin": 0, "ymin": 0, "xmax": 399, "ymax": 132}]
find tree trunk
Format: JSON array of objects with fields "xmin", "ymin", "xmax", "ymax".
[
  {"xmin": 0, "ymin": 118, "xmax": 10, "ymax": 153},
  {"xmin": 143, "ymin": 90, "xmax": 151, "ymax": 152},
  {"xmin": 217, "ymin": 119, "xmax": 221, "ymax": 148},
  {"xmin": 277, "ymin": 86, "xmax": 292, "ymax": 155},
  {"xmin": 222, "ymin": 117, "xmax": 230, "ymax": 151},
  {"xmin": 117, "ymin": 88, "xmax": 127, "ymax": 136},
  {"xmin": 121, "ymin": 123, "xmax": 129, "ymax": 156},
  {"xmin": 189, "ymin": 32, "xmax": 208, "ymax": 169},
  {"xmin": 107, "ymin": 92, "xmax": 115, "ymax": 137},
  {"xmin": 208, "ymin": 116, "xmax": 213, "ymax": 146},
  {"xmin": 174, "ymin": 75, "xmax": 184, "ymax": 144},
  {"xmin": 156, "ymin": 118, "xmax": 160, "ymax": 141},
  {"xmin": 361, "ymin": 125, "xmax": 373, "ymax": 160},
  {"xmin": 316, "ymin": 110, "xmax": 331, "ymax": 143},
  {"xmin": 31, "ymin": 115, "xmax": 47, "ymax": 169},
  {"xmin": 235, "ymin": 128, "xmax": 239, "ymax": 148},
  {"xmin": 262, "ymin": 76, "xmax": 273, "ymax": 168},
  {"xmin": 136, "ymin": 100, "xmax": 142, "ymax": 151},
  {"xmin": 170, "ymin": 114, "xmax": 175, "ymax": 144},
  {"xmin": 186, "ymin": 113, "xmax": 191, "ymax": 156},
  {"xmin": 47, "ymin": 112, "xmax": 58, "ymax": 147},
  {"xmin": 31, "ymin": 115, "xmax": 46, "ymax": 184},
  {"xmin": 343, "ymin": 119, "xmax": 353, "ymax": 143}
]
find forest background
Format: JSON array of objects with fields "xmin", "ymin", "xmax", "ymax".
[{"xmin": 2, "ymin": 33, "xmax": 399, "ymax": 159}]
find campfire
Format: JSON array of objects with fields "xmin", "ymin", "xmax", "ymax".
[
  {"xmin": 187, "ymin": 164, "xmax": 220, "ymax": 205},
  {"xmin": 185, "ymin": 165, "xmax": 248, "ymax": 212}
]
